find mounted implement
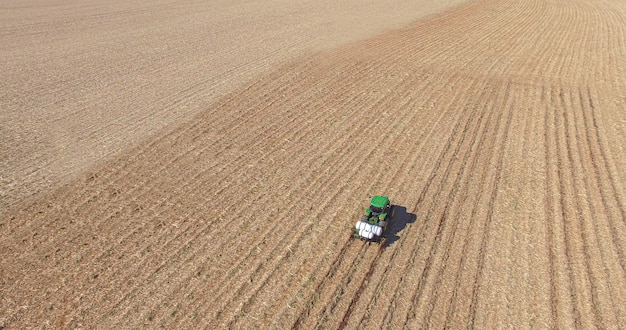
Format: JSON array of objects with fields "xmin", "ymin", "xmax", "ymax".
[{"xmin": 353, "ymin": 195, "xmax": 393, "ymax": 246}]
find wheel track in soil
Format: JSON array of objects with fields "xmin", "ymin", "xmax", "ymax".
[
  {"xmin": 358, "ymin": 77, "xmax": 476, "ymax": 330},
  {"xmin": 286, "ymin": 67, "xmax": 439, "ymax": 330},
  {"xmin": 307, "ymin": 92, "xmax": 432, "ymax": 330},
  {"xmin": 280, "ymin": 69, "xmax": 458, "ymax": 328},
  {"xmin": 113, "ymin": 59, "xmax": 394, "ymax": 324},
  {"xmin": 204, "ymin": 59, "xmax": 418, "ymax": 328},
  {"xmin": 348, "ymin": 73, "xmax": 464, "ymax": 329},
  {"xmin": 443, "ymin": 83, "xmax": 535, "ymax": 327},
  {"xmin": 383, "ymin": 76, "xmax": 493, "ymax": 327},
  {"xmin": 580, "ymin": 88, "xmax": 626, "ymax": 283},
  {"xmin": 417, "ymin": 81, "xmax": 511, "ymax": 328},
  {"xmin": 4, "ymin": 56, "xmax": 346, "ymax": 324},
  {"xmin": 3, "ymin": 60, "xmax": 314, "ymax": 324},
  {"xmin": 352, "ymin": 77, "xmax": 459, "ymax": 329},
  {"xmin": 560, "ymin": 87, "xmax": 605, "ymax": 328},
  {"xmin": 176, "ymin": 51, "xmax": 426, "ymax": 328},
  {"xmin": 574, "ymin": 87, "xmax": 625, "ymax": 325},
  {"xmin": 3, "ymin": 0, "xmax": 626, "ymax": 328},
  {"xmin": 398, "ymin": 1, "xmax": 549, "ymax": 318},
  {"xmin": 355, "ymin": 75, "xmax": 481, "ymax": 329},
  {"xmin": 553, "ymin": 87, "xmax": 585, "ymax": 327},
  {"xmin": 466, "ymin": 81, "xmax": 515, "ymax": 329},
  {"xmin": 408, "ymin": 80, "xmax": 511, "ymax": 329}
]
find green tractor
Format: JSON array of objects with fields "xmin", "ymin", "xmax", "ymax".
[{"xmin": 353, "ymin": 195, "xmax": 393, "ymax": 245}]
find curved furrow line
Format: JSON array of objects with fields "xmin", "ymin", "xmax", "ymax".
[
  {"xmin": 540, "ymin": 85, "xmax": 562, "ymax": 327},
  {"xmin": 284, "ymin": 71, "xmax": 460, "ymax": 329},
  {"xmin": 586, "ymin": 88, "xmax": 626, "ymax": 226},
  {"xmin": 579, "ymin": 88, "xmax": 626, "ymax": 277},
  {"xmin": 351, "ymin": 1, "xmax": 485, "ymax": 79},
  {"xmin": 460, "ymin": 0, "xmax": 537, "ymax": 76},
  {"xmin": 380, "ymin": 78, "xmax": 491, "ymax": 327},
  {"xmin": 559, "ymin": 88, "xmax": 604, "ymax": 328},
  {"xmin": 555, "ymin": 3, "xmax": 589, "ymax": 85},
  {"xmin": 419, "ymin": 81, "xmax": 507, "ymax": 328},
  {"xmin": 570, "ymin": 87, "xmax": 624, "ymax": 326},
  {"xmin": 190, "ymin": 63, "xmax": 408, "ymax": 318},
  {"xmin": 334, "ymin": 0, "xmax": 484, "ymax": 71},
  {"xmin": 483, "ymin": 0, "xmax": 541, "ymax": 77},
  {"xmin": 234, "ymin": 82, "xmax": 428, "ymax": 329},
  {"xmin": 590, "ymin": 10, "xmax": 611, "ymax": 84},
  {"xmin": 526, "ymin": 5, "xmax": 570, "ymax": 85},
  {"xmin": 59, "ymin": 58, "xmax": 370, "ymax": 324},
  {"xmin": 408, "ymin": 81, "xmax": 510, "ymax": 328},
  {"xmin": 466, "ymin": 79, "xmax": 514, "ymax": 328},
  {"xmin": 351, "ymin": 73, "xmax": 460, "ymax": 330},
  {"xmin": 190, "ymin": 62, "xmax": 410, "ymax": 319},
  {"xmin": 597, "ymin": 3, "xmax": 626, "ymax": 85},
  {"xmin": 280, "ymin": 73, "xmax": 436, "ymax": 330},
  {"xmin": 43, "ymin": 59, "xmax": 341, "ymax": 275},
  {"xmin": 335, "ymin": 244, "xmax": 384, "ymax": 330},
  {"xmin": 375, "ymin": 77, "xmax": 487, "ymax": 328},
  {"xmin": 531, "ymin": 7, "xmax": 566, "ymax": 85},
  {"xmin": 575, "ymin": 5, "xmax": 598, "ymax": 84},
  {"xmin": 513, "ymin": 1, "xmax": 558, "ymax": 82},
  {"xmin": 108, "ymin": 75, "xmax": 390, "ymax": 324},
  {"xmin": 538, "ymin": 87, "xmax": 579, "ymax": 328},
  {"xmin": 468, "ymin": 0, "xmax": 540, "ymax": 77},
  {"xmin": 309, "ymin": 88, "xmax": 438, "ymax": 329}
]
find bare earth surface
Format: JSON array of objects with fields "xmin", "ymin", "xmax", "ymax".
[
  {"xmin": 2, "ymin": 0, "xmax": 626, "ymax": 328},
  {"xmin": 0, "ymin": 0, "xmax": 464, "ymax": 211}
]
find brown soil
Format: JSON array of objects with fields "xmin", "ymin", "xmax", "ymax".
[{"xmin": 2, "ymin": 0, "xmax": 626, "ymax": 328}]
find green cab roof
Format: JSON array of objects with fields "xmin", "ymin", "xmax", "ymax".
[{"xmin": 370, "ymin": 195, "xmax": 389, "ymax": 209}]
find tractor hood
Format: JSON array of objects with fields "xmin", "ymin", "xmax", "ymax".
[{"xmin": 369, "ymin": 195, "xmax": 389, "ymax": 209}]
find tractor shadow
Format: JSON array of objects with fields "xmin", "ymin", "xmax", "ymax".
[{"xmin": 384, "ymin": 205, "xmax": 417, "ymax": 248}]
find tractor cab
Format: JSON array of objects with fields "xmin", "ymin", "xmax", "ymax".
[
  {"xmin": 364, "ymin": 195, "xmax": 390, "ymax": 224},
  {"xmin": 354, "ymin": 195, "xmax": 393, "ymax": 244}
]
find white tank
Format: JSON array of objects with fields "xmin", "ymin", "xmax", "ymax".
[
  {"xmin": 371, "ymin": 224, "xmax": 383, "ymax": 237},
  {"xmin": 359, "ymin": 228, "xmax": 374, "ymax": 239},
  {"xmin": 355, "ymin": 221, "xmax": 383, "ymax": 238}
]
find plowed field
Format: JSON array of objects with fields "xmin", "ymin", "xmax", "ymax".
[{"xmin": 2, "ymin": 0, "xmax": 626, "ymax": 328}]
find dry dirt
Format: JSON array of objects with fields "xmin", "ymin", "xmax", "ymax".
[{"xmin": 2, "ymin": 0, "xmax": 626, "ymax": 328}]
